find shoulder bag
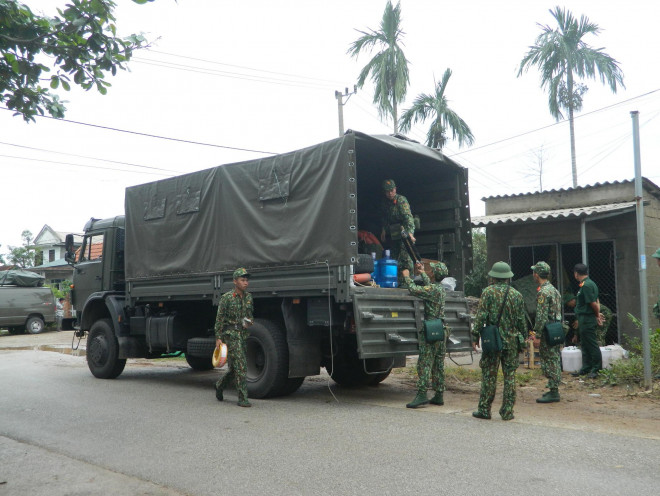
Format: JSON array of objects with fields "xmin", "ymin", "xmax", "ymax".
[
  {"xmin": 543, "ymin": 321, "xmax": 564, "ymax": 346},
  {"xmin": 480, "ymin": 286, "xmax": 510, "ymax": 354},
  {"xmin": 424, "ymin": 318, "xmax": 445, "ymax": 343}
]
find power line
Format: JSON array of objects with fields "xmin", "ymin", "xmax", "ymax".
[
  {"xmin": 0, "ymin": 107, "xmax": 278, "ymax": 155},
  {"xmin": 0, "ymin": 153, "xmax": 170, "ymax": 176}
]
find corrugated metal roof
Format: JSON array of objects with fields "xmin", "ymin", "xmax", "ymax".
[
  {"xmin": 472, "ymin": 201, "xmax": 637, "ymax": 227},
  {"xmin": 481, "ymin": 178, "xmax": 660, "ymax": 201}
]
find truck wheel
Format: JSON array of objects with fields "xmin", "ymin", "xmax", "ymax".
[
  {"xmin": 185, "ymin": 354, "xmax": 214, "ymax": 371},
  {"xmin": 87, "ymin": 318, "xmax": 126, "ymax": 379},
  {"xmin": 279, "ymin": 377, "xmax": 305, "ymax": 396},
  {"xmin": 26, "ymin": 317, "xmax": 45, "ymax": 334},
  {"xmin": 367, "ymin": 369, "xmax": 391, "ymax": 385},
  {"xmin": 246, "ymin": 319, "xmax": 289, "ymax": 398},
  {"xmin": 329, "ymin": 354, "xmax": 392, "ymax": 387}
]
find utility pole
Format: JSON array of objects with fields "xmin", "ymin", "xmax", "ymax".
[
  {"xmin": 631, "ymin": 110, "xmax": 652, "ymax": 389},
  {"xmin": 335, "ymin": 85, "xmax": 357, "ymax": 137}
]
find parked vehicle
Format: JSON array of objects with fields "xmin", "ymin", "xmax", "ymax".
[
  {"xmin": 0, "ymin": 270, "xmax": 56, "ymax": 334},
  {"xmin": 66, "ymin": 131, "xmax": 473, "ymax": 397}
]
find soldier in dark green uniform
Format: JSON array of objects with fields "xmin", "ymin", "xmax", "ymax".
[
  {"xmin": 653, "ymin": 248, "xmax": 660, "ymax": 324},
  {"xmin": 215, "ymin": 268, "xmax": 254, "ymax": 407},
  {"xmin": 571, "ymin": 263, "xmax": 603, "ymax": 379},
  {"xmin": 564, "ymin": 294, "xmax": 612, "ymax": 346},
  {"xmin": 379, "ymin": 179, "xmax": 415, "ymax": 287},
  {"xmin": 530, "ymin": 262, "xmax": 563, "ymax": 404},
  {"xmin": 471, "ymin": 262, "xmax": 527, "ymax": 421},
  {"xmin": 401, "ymin": 261, "xmax": 448, "ymax": 409}
]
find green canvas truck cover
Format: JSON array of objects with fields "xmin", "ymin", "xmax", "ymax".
[{"xmin": 124, "ymin": 131, "xmax": 468, "ymax": 281}]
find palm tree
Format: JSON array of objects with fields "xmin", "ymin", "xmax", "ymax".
[
  {"xmin": 518, "ymin": 6, "xmax": 624, "ymax": 187},
  {"xmin": 347, "ymin": 1, "xmax": 409, "ymax": 133},
  {"xmin": 398, "ymin": 68, "xmax": 474, "ymax": 150}
]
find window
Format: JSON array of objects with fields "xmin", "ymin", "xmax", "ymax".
[
  {"xmin": 81, "ymin": 234, "xmax": 104, "ymax": 261},
  {"xmin": 49, "ymin": 249, "xmax": 55, "ymax": 262}
]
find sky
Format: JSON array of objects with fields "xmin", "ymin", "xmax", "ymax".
[{"xmin": 2, "ymin": 0, "xmax": 659, "ymax": 255}]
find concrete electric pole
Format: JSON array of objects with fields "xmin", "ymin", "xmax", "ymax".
[{"xmin": 335, "ymin": 85, "xmax": 357, "ymax": 137}]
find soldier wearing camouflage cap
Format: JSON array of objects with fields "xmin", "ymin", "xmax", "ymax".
[
  {"xmin": 653, "ymin": 248, "xmax": 660, "ymax": 323},
  {"xmin": 530, "ymin": 261, "xmax": 563, "ymax": 404},
  {"xmin": 214, "ymin": 267, "xmax": 254, "ymax": 407},
  {"xmin": 401, "ymin": 261, "xmax": 448, "ymax": 408},
  {"xmin": 379, "ymin": 179, "xmax": 416, "ymax": 287}
]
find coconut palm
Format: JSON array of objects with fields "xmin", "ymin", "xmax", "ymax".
[
  {"xmin": 347, "ymin": 1, "xmax": 409, "ymax": 133},
  {"xmin": 398, "ymin": 68, "xmax": 474, "ymax": 150},
  {"xmin": 518, "ymin": 6, "xmax": 624, "ymax": 187}
]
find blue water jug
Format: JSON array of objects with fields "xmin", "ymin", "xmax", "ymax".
[{"xmin": 379, "ymin": 250, "xmax": 398, "ymax": 288}]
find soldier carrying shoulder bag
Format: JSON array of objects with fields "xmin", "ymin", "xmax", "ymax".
[
  {"xmin": 480, "ymin": 286, "xmax": 510, "ymax": 353},
  {"xmin": 543, "ymin": 321, "xmax": 564, "ymax": 346}
]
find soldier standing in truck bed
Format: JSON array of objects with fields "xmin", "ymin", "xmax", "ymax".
[
  {"xmin": 379, "ymin": 179, "xmax": 415, "ymax": 286},
  {"xmin": 215, "ymin": 268, "xmax": 254, "ymax": 407}
]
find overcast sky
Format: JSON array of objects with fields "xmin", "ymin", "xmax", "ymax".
[{"xmin": 2, "ymin": 0, "xmax": 659, "ymax": 254}]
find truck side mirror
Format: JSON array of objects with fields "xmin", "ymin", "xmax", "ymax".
[{"xmin": 65, "ymin": 234, "xmax": 76, "ymax": 264}]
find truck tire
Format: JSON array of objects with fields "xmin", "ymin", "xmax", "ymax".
[
  {"xmin": 353, "ymin": 253, "xmax": 374, "ymax": 274},
  {"xmin": 329, "ymin": 349, "xmax": 392, "ymax": 387},
  {"xmin": 279, "ymin": 377, "xmax": 305, "ymax": 396},
  {"xmin": 246, "ymin": 319, "xmax": 289, "ymax": 398},
  {"xmin": 26, "ymin": 317, "xmax": 45, "ymax": 334},
  {"xmin": 87, "ymin": 318, "xmax": 126, "ymax": 379},
  {"xmin": 187, "ymin": 337, "xmax": 216, "ymax": 357},
  {"xmin": 185, "ymin": 354, "xmax": 214, "ymax": 371}
]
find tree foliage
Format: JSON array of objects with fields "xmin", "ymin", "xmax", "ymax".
[
  {"xmin": 0, "ymin": 0, "xmax": 148, "ymax": 122},
  {"xmin": 517, "ymin": 6, "xmax": 624, "ymax": 186},
  {"xmin": 399, "ymin": 68, "xmax": 474, "ymax": 150},
  {"xmin": 6, "ymin": 229, "xmax": 36, "ymax": 268},
  {"xmin": 464, "ymin": 228, "xmax": 487, "ymax": 298},
  {"xmin": 347, "ymin": 1, "xmax": 409, "ymax": 133}
]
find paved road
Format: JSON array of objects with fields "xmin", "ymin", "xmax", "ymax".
[{"xmin": 0, "ymin": 347, "xmax": 658, "ymax": 496}]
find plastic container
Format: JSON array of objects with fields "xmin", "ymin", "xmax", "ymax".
[
  {"xmin": 561, "ymin": 346, "xmax": 582, "ymax": 372},
  {"xmin": 378, "ymin": 250, "xmax": 398, "ymax": 288}
]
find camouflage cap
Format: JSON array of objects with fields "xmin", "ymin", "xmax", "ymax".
[
  {"xmin": 653, "ymin": 248, "xmax": 660, "ymax": 259},
  {"xmin": 562, "ymin": 292, "xmax": 576, "ymax": 305},
  {"xmin": 382, "ymin": 179, "xmax": 396, "ymax": 191},
  {"xmin": 233, "ymin": 267, "xmax": 251, "ymax": 279},
  {"xmin": 531, "ymin": 261, "xmax": 551, "ymax": 277},
  {"xmin": 430, "ymin": 262, "xmax": 448, "ymax": 278}
]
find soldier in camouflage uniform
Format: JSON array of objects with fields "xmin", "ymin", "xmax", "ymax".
[
  {"xmin": 471, "ymin": 262, "xmax": 527, "ymax": 421},
  {"xmin": 530, "ymin": 262, "xmax": 563, "ymax": 404},
  {"xmin": 215, "ymin": 268, "xmax": 254, "ymax": 407},
  {"xmin": 379, "ymin": 179, "xmax": 415, "ymax": 287},
  {"xmin": 653, "ymin": 248, "xmax": 660, "ymax": 323},
  {"xmin": 401, "ymin": 261, "xmax": 448, "ymax": 409}
]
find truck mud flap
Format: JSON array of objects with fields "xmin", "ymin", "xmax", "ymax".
[{"xmin": 352, "ymin": 289, "xmax": 422, "ymax": 359}]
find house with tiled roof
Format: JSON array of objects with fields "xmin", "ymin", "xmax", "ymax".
[
  {"xmin": 471, "ymin": 178, "xmax": 660, "ymax": 343},
  {"xmin": 31, "ymin": 225, "xmax": 83, "ymax": 288}
]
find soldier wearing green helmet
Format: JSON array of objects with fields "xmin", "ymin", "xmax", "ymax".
[
  {"xmin": 471, "ymin": 261, "xmax": 527, "ymax": 420},
  {"xmin": 653, "ymin": 248, "xmax": 660, "ymax": 322},
  {"xmin": 401, "ymin": 261, "xmax": 449, "ymax": 408}
]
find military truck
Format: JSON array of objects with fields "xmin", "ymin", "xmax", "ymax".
[{"xmin": 65, "ymin": 131, "xmax": 473, "ymax": 398}]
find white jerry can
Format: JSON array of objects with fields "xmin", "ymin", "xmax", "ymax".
[{"xmin": 561, "ymin": 346, "xmax": 582, "ymax": 372}]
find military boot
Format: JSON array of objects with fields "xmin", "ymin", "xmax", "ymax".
[
  {"xmin": 536, "ymin": 389, "xmax": 560, "ymax": 403},
  {"xmin": 215, "ymin": 385, "xmax": 223, "ymax": 402},
  {"xmin": 429, "ymin": 391, "xmax": 444, "ymax": 405},
  {"xmin": 237, "ymin": 399, "xmax": 252, "ymax": 408},
  {"xmin": 406, "ymin": 391, "xmax": 429, "ymax": 409}
]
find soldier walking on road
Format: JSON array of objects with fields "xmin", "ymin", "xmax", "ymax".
[
  {"xmin": 215, "ymin": 268, "xmax": 254, "ymax": 407},
  {"xmin": 571, "ymin": 264, "xmax": 604, "ymax": 379},
  {"xmin": 401, "ymin": 261, "xmax": 448, "ymax": 409},
  {"xmin": 471, "ymin": 262, "xmax": 526, "ymax": 421},
  {"xmin": 530, "ymin": 262, "xmax": 563, "ymax": 404}
]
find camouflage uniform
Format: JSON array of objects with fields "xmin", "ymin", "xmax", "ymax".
[
  {"xmin": 533, "ymin": 279, "xmax": 562, "ymax": 390},
  {"xmin": 381, "ymin": 190, "xmax": 415, "ymax": 285},
  {"xmin": 404, "ymin": 264, "xmax": 447, "ymax": 395},
  {"xmin": 595, "ymin": 304, "xmax": 613, "ymax": 346},
  {"xmin": 214, "ymin": 281, "xmax": 254, "ymax": 403},
  {"xmin": 472, "ymin": 281, "xmax": 526, "ymax": 420}
]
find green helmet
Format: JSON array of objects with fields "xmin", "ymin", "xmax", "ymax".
[
  {"xmin": 382, "ymin": 179, "xmax": 396, "ymax": 191},
  {"xmin": 488, "ymin": 261, "xmax": 514, "ymax": 279},
  {"xmin": 430, "ymin": 262, "xmax": 448, "ymax": 279},
  {"xmin": 653, "ymin": 248, "xmax": 660, "ymax": 259}
]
